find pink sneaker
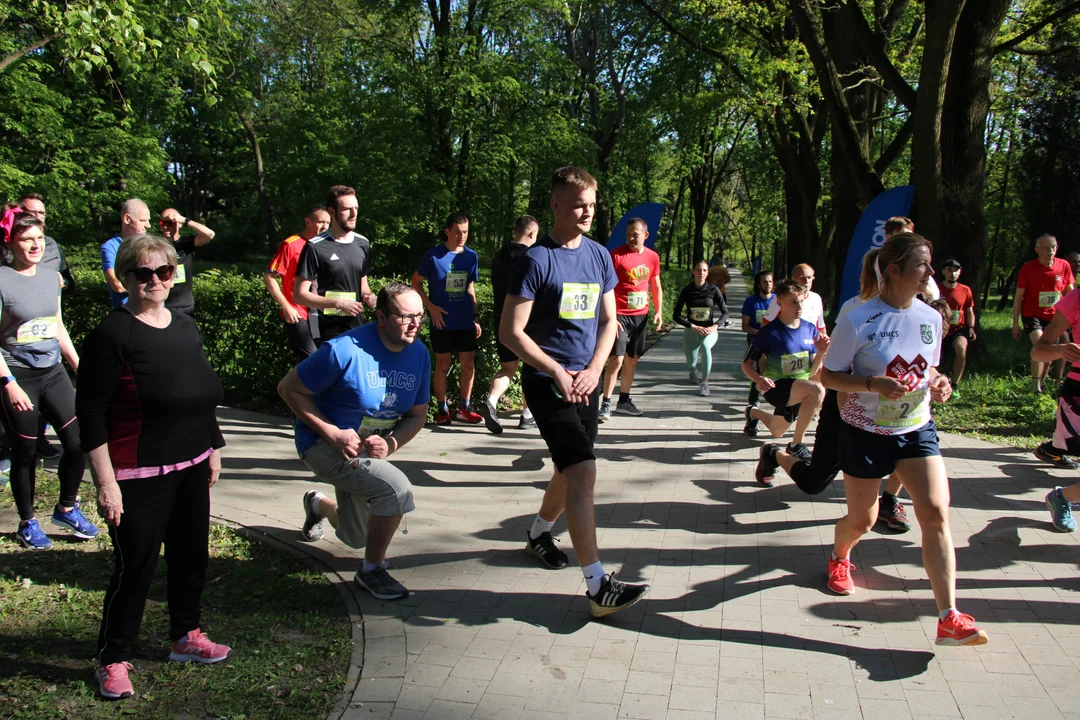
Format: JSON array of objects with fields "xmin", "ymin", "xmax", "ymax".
[
  {"xmin": 169, "ymin": 629, "xmax": 231, "ymax": 663},
  {"xmin": 96, "ymin": 661, "xmax": 134, "ymax": 699}
]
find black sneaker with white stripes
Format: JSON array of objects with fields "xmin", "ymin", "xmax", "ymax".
[
  {"xmin": 300, "ymin": 490, "xmax": 324, "ymax": 542},
  {"xmin": 525, "ymin": 531, "xmax": 570, "ymax": 569},
  {"xmin": 587, "ymin": 574, "xmax": 650, "ymax": 618}
]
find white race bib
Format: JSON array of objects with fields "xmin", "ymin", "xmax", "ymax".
[
  {"xmin": 690, "ymin": 307, "xmax": 711, "ymax": 322},
  {"xmin": 875, "ymin": 388, "xmax": 930, "ymax": 429},
  {"xmin": 626, "ymin": 291, "xmax": 648, "ymax": 310},
  {"xmin": 360, "ymin": 415, "xmax": 397, "ymax": 438},
  {"xmin": 950, "ymin": 309, "xmax": 960, "ymax": 326},
  {"xmin": 755, "ymin": 308, "xmax": 768, "ymax": 325},
  {"xmin": 445, "ymin": 271, "xmax": 467, "ymax": 297},
  {"xmin": 15, "ymin": 316, "xmax": 57, "ymax": 344},
  {"xmin": 558, "ymin": 283, "xmax": 600, "ymax": 319},
  {"xmin": 322, "ymin": 290, "xmax": 355, "ymax": 317},
  {"xmin": 1039, "ymin": 291, "xmax": 1060, "ymax": 308},
  {"xmin": 174, "ymin": 263, "xmax": 187, "ymax": 284}
]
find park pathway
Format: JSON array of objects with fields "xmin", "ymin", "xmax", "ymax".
[{"xmin": 212, "ymin": 271, "xmax": 1080, "ymax": 720}]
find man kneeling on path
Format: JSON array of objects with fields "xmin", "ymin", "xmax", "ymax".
[
  {"xmin": 279, "ymin": 283, "xmax": 430, "ymax": 600},
  {"xmin": 741, "ymin": 279, "xmax": 829, "ymax": 461}
]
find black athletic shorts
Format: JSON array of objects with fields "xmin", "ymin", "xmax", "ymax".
[
  {"xmin": 839, "ymin": 419, "xmax": 940, "ymax": 479},
  {"xmin": 763, "ymin": 378, "xmax": 800, "ymax": 423},
  {"xmin": 318, "ymin": 314, "xmax": 361, "ymax": 345},
  {"xmin": 1022, "ymin": 315, "xmax": 1050, "ymax": 334},
  {"xmin": 285, "ymin": 316, "xmax": 318, "ymax": 361},
  {"xmin": 521, "ymin": 371, "xmax": 600, "ymax": 472},
  {"xmin": 789, "ymin": 389, "xmax": 841, "ymax": 495},
  {"xmin": 939, "ymin": 330, "xmax": 972, "ymax": 371},
  {"xmin": 612, "ymin": 314, "xmax": 648, "ymax": 358},
  {"xmin": 430, "ymin": 326, "xmax": 477, "ymax": 354},
  {"xmin": 493, "ymin": 314, "xmax": 518, "ymax": 363}
]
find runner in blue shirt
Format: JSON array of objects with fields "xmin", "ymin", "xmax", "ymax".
[
  {"xmin": 411, "ymin": 213, "xmax": 483, "ymax": 426},
  {"xmin": 500, "ymin": 166, "xmax": 650, "ymax": 618},
  {"xmin": 279, "ymin": 284, "xmax": 431, "ymax": 602},
  {"xmin": 741, "ymin": 270, "xmax": 774, "ymax": 427},
  {"xmin": 100, "ymin": 199, "xmax": 152, "ymax": 308},
  {"xmin": 741, "ymin": 278, "xmax": 828, "ymax": 462}
]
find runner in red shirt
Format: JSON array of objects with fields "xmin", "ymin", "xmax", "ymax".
[
  {"xmin": 264, "ymin": 205, "xmax": 331, "ymax": 360},
  {"xmin": 938, "ymin": 259, "xmax": 976, "ymax": 384},
  {"xmin": 1013, "ymin": 234, "xmax": 1075, "ymax": 393},
  {"xmin": 600, "ymin": 219, "xmax": 662, "ymax": 420}
]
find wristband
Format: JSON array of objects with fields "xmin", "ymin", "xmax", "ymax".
[
  {"xmin": 182, "ymin": 217, "xmax": 190, "ymax": 227},
  {"xmin": 0, "ymin": 375, "xmax": 13, "ymax": 387}
]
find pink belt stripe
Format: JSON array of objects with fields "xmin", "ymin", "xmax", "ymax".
[{"xmin": 114, "ymin": 447, "xmax": 214, "ymax": 481}]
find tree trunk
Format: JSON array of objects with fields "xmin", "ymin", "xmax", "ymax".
[{"xmin": 237, "ymin": 108, "xmax": 277, "ymax": 246}]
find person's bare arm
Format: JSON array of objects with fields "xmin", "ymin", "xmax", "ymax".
[
  {"xmin": 87, "ymin": 444, "xmax": 123, "ymax": 526},
  {"xmin": 965, "ymin": 306, "xmax": 977, "ymax": 341},
  {"xmin": 386, "ymin": 403, "xmax": 427, "ymax": 453},
  {"xmin": 569, "ymin": 290, "xmax": 617, "ymax": 401},
  {"xmin": 56, "ymin": 299, "xmax": 79, "ymax": 372},
  {"xmin": 360, "ymin": 275, "xmax": 376, "ymax": 309},
  {"xmin": 103, "ymin": 268, "xmax": 125, "ymax": 295},
  {"xmin": 1033, "ymin": 312, "xmax": 1075, "ymax": 363},
  {"xmin": 741, "ymin": 315, "xmax": 754, "ymax": 334},
  {"xmin": 651, "ymin": 275, "xmax": 664, "ymax": 330},
  {"xmin": 411, "ymin": 271, "xmax": 446, "ymax": 329},
  {"xmin": 500, "ymin": 295, "xmax": 575, "ymax": 399},
  {"xmin": 264, "ymin": 271, "xmax": 300, "ymax": 323},
  {"xmin": 467, "ymin": 281, "xmax": 482, "ymax": 337},
  {"xmin": 278, "ymin": 368, "xmax": 362, "ymax": 459},
  {"xmin": 294, "ymin": 277, "xmax": 361, "ymax": 315},
  {"xmin": 1012, "ymin": 287, "xmax": 1026, "ymax": 340}
]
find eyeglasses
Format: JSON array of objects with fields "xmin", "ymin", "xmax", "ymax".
[
  {"xmin": 25, "ymin": 209, "xmax": 45, "ymax": 219},
  {"xmin": 389, "ymin": 311, "xmax": 425, "ymax": 325},
  {"xmin": 126, "ymin": 265, "xmax": 175, "ymax": 283}
]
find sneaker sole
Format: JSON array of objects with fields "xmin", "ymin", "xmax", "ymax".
[
  {"xmin": 826, "ymin": 581, "xmax": 855, "ymax": 596},
  {"xmin": 50, "ymin": 518, "xmax": 97, "ymax": 540},
  {"xmin": 524, "ymin": 542, "xmax": 569, "ymax": 569},
  {"xmin": 589, "ymin": 586, "xmax": 651, "ymax": 618},
  {"xmin": 1046, "ymin": 497, "xmax": 1077, "ymax": 532},
  {"xmin": 97, "ymin": 677, "xmax": 133, "ymax": 700},
  {"xmin": 479, "ymin": 406, "xmax": 503, "ymax": 435},
  {"xmin": 17, "ymin": 537, "xmax": 52, "ymax": 550},
  {"xmin": 935, "ymin": 630, "xmax": 989, "ymax": 647},
  {"xmin": 454, "ymin": 417, "xmax": 483, "ymax": 425},
  {"xmin": 354, "ymin": 574, "xmax": 410, "ymax": 600},
  {"xmin": 168, "ymin": 650, "xmax": 230, "ymax": 663},
  {"xmin": 301, "ymin": 492, "xmax": 325, "ymax": 542},
  {"xmin": 613, "ymin": 408, "xmax": 642, "ymax": 416},
  {"xmin": 598, "ymin": 414, "xmax": 610, "ymax": 424}
]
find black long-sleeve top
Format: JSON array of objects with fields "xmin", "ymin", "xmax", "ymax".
[
  {"xmin": 76, "ymin": 308, "xmax": 225, "ymax": 472},
  {"xmin": 673, "ymin": 281, "xmax": 729, "ymax": 328}
]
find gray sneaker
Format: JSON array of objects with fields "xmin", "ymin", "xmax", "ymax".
[
  {"xmin": 615, "ymin": 398, "xmax": 642, "ymax": 416},
  {"xmin": 354, "ymin": 566, "xmax": 410, "ymax": 600},
  {"xmin": 300, "ymin": 490, "xmax": 324, "ymax": 542},
  {"xmin": 599, "ymin": 398, "xmax": 612, "ymax": 423}
]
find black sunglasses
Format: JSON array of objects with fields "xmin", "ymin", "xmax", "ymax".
[{"xmin": 126, "ymin": 264, "xmax": 175, "ymax": 283}]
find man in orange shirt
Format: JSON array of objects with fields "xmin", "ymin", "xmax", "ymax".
[
  {"xmin": 1013, "ymin": 234, "xmax": 1075, "ymax": 394},
  {"xmin": 264, "ymin": 206, "xmax": 331, "ymax": 360},
  {"xmin": 938, "ymin": 259, "xmax": 976, "ymax": 384}
]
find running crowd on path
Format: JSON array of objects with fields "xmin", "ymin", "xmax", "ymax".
[{"xmin": 2, "ymin": 168, "xmax": 1078, "ymax": 700}]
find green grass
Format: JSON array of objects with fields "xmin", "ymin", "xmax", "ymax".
[{"xmin": 0, "ymin": 472, "xmax": 351, "ymax": 719}]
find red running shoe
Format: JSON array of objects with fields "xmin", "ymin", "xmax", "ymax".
[
  {"xmin": 96, "ymin": 661, "xmax": 134, "ymax": 699},
  {"xmin": 453, "ymin": 408, "xmax": 483, "ymax": 424},
  {"xmin": 169, "ymin": 629, "xmax": 232, "ymax": 663},
  {"xmin": 936, "ymin": 610, "xmax": 989, "ymax": 647},
  {"xmin": 826, "ymin": 556, "xmax": 856, "ymax": 595},
  {"xmin": 435, "ymin": 410, "xmax": 452, "ymax": 426}
]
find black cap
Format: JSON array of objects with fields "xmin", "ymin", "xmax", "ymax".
[{"xmin": 942, "ymin": 259, "xmax": 962, "ymax": 269}]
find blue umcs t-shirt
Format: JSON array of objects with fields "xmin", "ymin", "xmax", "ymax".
[
  {"xmin": 100, "ymin": 236, "xmax": 128, "ymax": 308},
  {"xmin": 742, "ymin": 293, "xmax": 774, "ymax": 331},
  {"xmin": 416, "ymin": 244, "xmax": 479, "ymax": 331},
  {"xmin": 507, "ymin": 235, "xmax": 617, "ymax": 375},
  {"xmin": 293, "ymin": 322, "xmax": 432, "ymax": 455},
  {"xmin": 751, "ymin": 318, "xmax": 819, "ymax": 380}
]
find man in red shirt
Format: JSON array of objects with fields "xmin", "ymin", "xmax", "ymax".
[
  {"xmin": 264, "ymin": 205, "xmax": 331, "ymax": 360},
  {"xmin": 938, "ymin": 259, "xmax": 976, "ymax": 384},
  {"xmin": 1013, "ymin": 234, "xmax": 1075, "ymax": 393},
  {"xmin": 600, "ymin": 218, "xmax": 663, "ymax": 420}
]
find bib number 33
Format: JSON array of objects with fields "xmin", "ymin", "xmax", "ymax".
[{"xmin": 559, "ymin": 283, "xmax": 600, "ymax": 319}]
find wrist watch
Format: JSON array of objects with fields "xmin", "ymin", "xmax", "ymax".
[
  {"xmin": 182, "ymin": 217, "xmax": 190, "ymax": 227},
  {"xmin": 1, "ymin": 375, "xmax": 14, "ymax": 387}
]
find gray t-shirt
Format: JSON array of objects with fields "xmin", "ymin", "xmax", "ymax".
[{"xmin": 0, "ymin": 266, "xmax": 62, "ymax": 369}]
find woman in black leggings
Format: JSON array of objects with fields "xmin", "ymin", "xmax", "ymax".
[{"xmin": 0, "ymin": 208, "xmax": 92, "ymax": 549}]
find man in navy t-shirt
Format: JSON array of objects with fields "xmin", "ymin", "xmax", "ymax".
[
  {"xmin": 278, "ymin": 284, "xmax": 431, "ymax": 601},
  {"xmin": 411, "ymin": 212, "xmax": 483, "ymax": 425},
  {"xmin": 500, "ymin": 165, "xmax": 650, "ymax": 618}
]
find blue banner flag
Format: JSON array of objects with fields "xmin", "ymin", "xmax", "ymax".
[
  {"xmin": 839, "ymin": 186, "xmax": 915, "ymax": 304},
  {"xmin": 605, "ymin": 202, "xmax": 665, "ymax": 251}
]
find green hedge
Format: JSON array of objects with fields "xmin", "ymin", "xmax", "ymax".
[{"xmin": 62, "ymin": 266, "xmax": 521, "ymax": 416}]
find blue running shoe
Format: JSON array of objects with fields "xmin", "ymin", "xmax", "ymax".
[
  {"xmin": 17, "ymin": 519, "xmax": 53, "ymax": 549},
  {"xmin": 51, "ymin": 504, "xmax": 99, "ymax": 540},
  {"xmin": 1045, "ymin": 487, "xmax": 1077, "ymax": 532}
]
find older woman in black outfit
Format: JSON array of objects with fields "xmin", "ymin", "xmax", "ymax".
[{"xmin": 76, "ymin": 234, "xmax": 231, "ymax": 700}]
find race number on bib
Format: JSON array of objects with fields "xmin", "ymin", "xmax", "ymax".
[
  {"xmin": 755, "ymin": 308, "xmax": 768, "ymax": 325},
  {"xmin": 626, "ymin": 291, "xmax": 648, "ymax": 310},
  {"xmin": 445, "ymin": 271, "xmax": 468, "ymax": 298},
  {"xmin": 1039, "ymin": 291, "xmax": 1060, "ymax": 308},
  {"xmin": 558, "ymin": 283, "xmax": 600, "ymax": 319},
  {"xmin": 780, "ymin": 351, "xmax": 810, "ymax": 377},
  {"xmin": 690, "ymin": 307, "xmax": 711, "ymax": 322},
  {"xmin": 360, "ymin": 415, "xmax": 397, "ymax": 438},
  {"xmin": 950, "ymin": 309, "xmax": 960, "ymax": 325},
  {"xmin": 174, "ymin": 263, "xmax": 187, "ymax": 284},
  {"xmin": 322, "ymin": 290, "xmax": 356, "ymax": 317},
  {"xmin": 15, "ymin": 316, "xmax": 57, "ymax": 344},
  {"xmin": 875, "ymin": 388, "xmax": 929, "ymax": 429}
]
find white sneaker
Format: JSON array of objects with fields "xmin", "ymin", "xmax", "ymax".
[{"xmin": 699, "ymin": 382, "xmax": 710, "ymax": 397}]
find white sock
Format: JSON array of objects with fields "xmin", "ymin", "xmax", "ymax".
[
  {"xmin": 529, "ymin": 515, "xmax": 555, "ymax": 540},
  {"xmin": 486, "ymin": 396, "xmax": 498, "ymax": 413},
  {"xmin": 362, "ymin": 559, "xmax": 389, "ymax": 573},
  {"xmin": 582, "ymin": 562, "xmax": 606, "ymax": 596},
  {"xmin": 939, "ymin": 608, "xmax": 955, "ymax": 622},
  {"xmin": 522, "ymin": 407, "xmax": 533, "ymax": 420},
  {"xmin": 312, "ymin": 492, "xmax": 326, "ymax": 518},
  {"xmin": 831, "ymin": 552, "xmax": 842, "ymax": 562}
]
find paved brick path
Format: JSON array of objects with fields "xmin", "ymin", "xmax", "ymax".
[{"xmin": 213, "ymin": 272, "xmax": 1080, "ymax": 720}]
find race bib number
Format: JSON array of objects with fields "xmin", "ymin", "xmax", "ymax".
[
  {"xmin": 445, "ymin": 271, "xmax": 468, "ymax": 297},
  {"xmin": 780, "ymin": 351, "xmax": 810, "ymax": 377},
  {"xmin": 755, "ymin": 308, "xmax": 768, "ymax": 325},
  {"xmin": 875, "ymin": 388, "xmax": 930, "ymax": 429},
  {"xmin": 690, "ymin": 307, "xmax": 711, "ymax": 322},
  {"xmin": 322, "ymin": 290, "xmax": 356, "ymax": 317},
  {"xmin": 16, "ymin": 316, "xmax": 57, "ymax": 344},
  {"xmin": 558, "ymin": 283, "xmax": 600, "ymax": 319},
  {"xmin": 174, "ymin": 263, "xmax": 187, "ymax": 284},
  {"xmin": 950, "ymin": 309, "xmax": 960, "ymax": 326},
  {"xmin": 626, "ymin": 291, "xmax": 648, "ymax": 310},
  {"xmin": 360, "ymin": 415, "xmax": 397, "ymax": 438},
  {"xmin": 1039, "ymin": 291, "xmax": 1060, "ymax": 308}
]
